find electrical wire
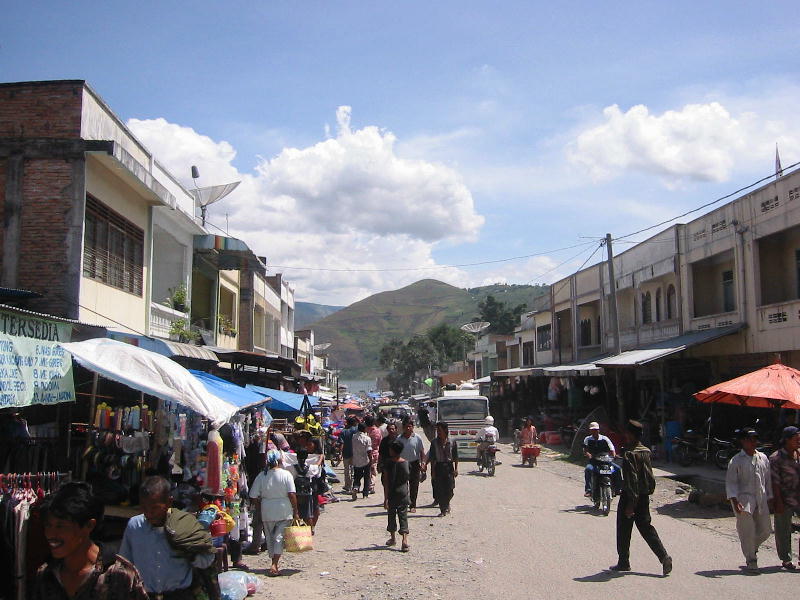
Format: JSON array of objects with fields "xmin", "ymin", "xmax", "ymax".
[
  {"xmin": 544, "ymin": 241, "xmax": 605, "ymax": 300},
  {"xmin": 264, "ymin": 240, "xmax": 600, "ymax": 273},
  {"xmin": 614, "ymin": 161, "xmax": 800, "ymax": 242}
]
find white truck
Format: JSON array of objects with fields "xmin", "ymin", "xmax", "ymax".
[{"xmin": 435, "ymin": 388, "xmax": 490, "ymax": 461}]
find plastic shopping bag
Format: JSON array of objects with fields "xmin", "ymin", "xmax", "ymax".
[
  {"xmin": 217, "ymin": 571, "xmax": 247, "ymax": 600},
  {"xmin": 284, "ymin": 518, "xmax": 314, "ymax": 553}
]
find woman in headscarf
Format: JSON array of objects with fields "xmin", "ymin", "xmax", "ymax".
[
  {"xmin": 248, "ymin": 450, "xmax": 300, "ymax": 576},
  {"xmin": 424, "ymin": 422, "xmax": 459, "ymax": 516}
]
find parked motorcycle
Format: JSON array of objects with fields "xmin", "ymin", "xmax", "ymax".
[
  {"xmin": 674, "ymin": 431, "xmax": 738, "ymax": 469},
  {"xmin": 591, "ymin": 452, "xmax": 615, "ymax": 515},
  {"xmin": 477, "ymin": 443, "xmax": 499, "ymax": 476}
]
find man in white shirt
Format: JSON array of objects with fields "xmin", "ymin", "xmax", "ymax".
[
  {"xmin": 726, "ymin": 428, "xmax": 773, "ymax": 574},
  {"xmin": 398, "ymin": 416, "xmax": 427, "ymax": 511},
  {"xmin": 582, "ymin": 421, "xmax": 621, "ymax": 497},
  {"xmin": 476, "ymin": 416, "xmax": 500, "ymax": 465}
]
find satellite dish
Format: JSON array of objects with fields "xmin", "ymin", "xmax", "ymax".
[
  {"xmin": 461, "ymin": 321, "xmax": 490, "ymax": 334},
  {"xmin": 314, "ymin": 343, "xmax": 332, "ymax": 352},
  {"xmin": 189, "ymin": 166, "xmax": 240, "ymax": 226}
]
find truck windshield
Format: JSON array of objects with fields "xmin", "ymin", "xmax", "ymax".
[{"xmin": 436, "ymin": 398, "xmax": 488, "ymax": 421}]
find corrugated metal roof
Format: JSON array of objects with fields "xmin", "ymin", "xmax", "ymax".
[
  {"xmin": 0, "ymin": 287, "xmax": 43, "ymax": 300},
  {"xmin": 0, "ymin": 303, "xmax": 104, "ymax": 328},
  {"xmin": 542, "ymin": 363, "xmax": 604, "ymax": 376},
  {"xmin": 162, "ymin": 340, "xmax": 218, "ymax": 362},
  {"xmin": 595, "ymin": 324, "xmax": 745, "ymax": 367},
  {"xmin": 491, "ymin": 367, "xmax": 543, "ymax": 377}
]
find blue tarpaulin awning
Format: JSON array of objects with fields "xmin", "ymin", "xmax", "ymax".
[
  {"xmin": 245, "ymin": 384, "xmax": 320, "ymax": 413},
  {"xmin": 190, "ymin": 370, "xmax": 273, "ymax": 423}
]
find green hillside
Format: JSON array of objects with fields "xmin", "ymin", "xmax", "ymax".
[
  {"xmin": 295, "ymin": 302, "xmax": 344, "ymax": 329},
  {"xmin": 310, "ymin": 279, "xmax": 547, "ymax": 378}
]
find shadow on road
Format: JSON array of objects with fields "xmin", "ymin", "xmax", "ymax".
[
  {"xmin": 561, "ymin": 504, "xmax": 606, "ymax": 515},
  {"xmin": 252, "ymin": 568, "xmax": 302, "ymax": 577},
  {"xmin": 574, "ymin": 569, "xmax": 662, "ymax": 582},
  {"xmin": 655, "ymin": 499, "xmax": 731, "ymax": 520},
  {"xmin": 344, "ymin": 545, "xmax": 387, "ymax": 552},
  {"xmin": 696, "ymin": 566, "xmax": 784, "ymax": 578}
]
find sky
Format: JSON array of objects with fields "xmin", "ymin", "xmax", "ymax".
[{"xmin": 4, "ymin": 2, "xmax": 799, "ymax": 305}]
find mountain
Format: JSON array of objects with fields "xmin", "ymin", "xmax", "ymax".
[
  {"xmin": 295, "ymin": 302, "xmax": 344, "ymax": 329},
  {"xmin": 310, "ymin": 279, "xmax": 547, "ymax": 377}
]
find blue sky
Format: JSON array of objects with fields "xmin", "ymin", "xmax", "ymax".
[{"xmin": 4, "ymin": 2, "xmax": 799, "ymax": 304}]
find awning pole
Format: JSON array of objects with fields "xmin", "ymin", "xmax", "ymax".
[{"xmin": 81, "ymin": 372, "xmax": 99, "ymax": 480}]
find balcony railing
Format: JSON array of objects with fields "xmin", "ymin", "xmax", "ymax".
[
  {"xmin": 638, "ymin": 320, "xmax": 680, "ymax": 344},
  {"xmin": 757, "ymin": 299, "xmax": 800, "ymax": 332},
  {"xmin": 691, "ymin": 311, "xmax": 741, "ymax": 332},
  {"xmin": 149, "ymin": 302, "xmax": 190, "ymax": 339}
]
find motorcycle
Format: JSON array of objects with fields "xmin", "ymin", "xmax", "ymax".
[
  {"xmin": 591, "ymin": 452, "xmax": 615, "ymax": 516},
  {"xmin": 477, "ymin": 443, "xmax": 499, "ymax": 476},
  {"xmin": 673, "ymin": 431, "xmax": 738, "ymax": 469}
]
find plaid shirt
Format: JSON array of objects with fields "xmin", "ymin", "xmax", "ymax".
[
  {"xmin": 32, "ymin": 548, "xmax": 148, "ymax": 600},
  {"xmin": 770, "ymin": 448, "xmax": 800, "ymax": 510}
]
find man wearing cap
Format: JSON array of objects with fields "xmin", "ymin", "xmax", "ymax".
[
  {"xmin": 582, "ymin": 422, "xmax": 621, "ymax": 498},
  {"xmin": 726, "ymin": 427, "xmax": 772, "ymax": 574},
  {"xmin": 611, "ymin": 420, "xmax": 672, "ymax": 576},
  {"xmin": 770, "ymin": 426, "xmax": 800, "ymax": 570}
]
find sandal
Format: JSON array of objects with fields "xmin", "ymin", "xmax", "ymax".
[
  {"xmin": 401, "ymin": 544, "xmax": 410, "ymax": 552},
  {"xmin": 783, "ymin": 561, "xmax": 797, "ymax": 570},
  {"xmin": 386, "ymin": 538, "xmax": 397, "ymax": 546}
]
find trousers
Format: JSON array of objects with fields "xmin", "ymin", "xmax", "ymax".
[
  {"xmin": 774, "ymin": 509, "xmax": 794, "ymax": 563},
  {"xmin": 353, "ymin": 465, "xmax": 370, "ymax": 495},
  {"xmin": 343, "ymin": 457, "xmax": 354, "ymax": 490},
  {"xmin": 735, "ymin": 506, "xmax": 772, "ymax": 564},
  {"xmin": 408, "ymin": 460, "xmax": 421, "ymax": 509},
  {"xmin": 616, "ymin": 493, "xmax": 668, "ymax": 565},
  {"xmin": 387, "ymin": 504, "xmax": 409, "ymax": 534}
]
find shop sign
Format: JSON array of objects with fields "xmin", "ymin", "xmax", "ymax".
[{"xmin": 0, "ymin": 310, "xmax": 75, "ymax": 408}]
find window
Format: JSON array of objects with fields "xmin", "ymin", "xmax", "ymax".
[
  {"xmin": 796, "ymin": 250, "xmax": 800, "ymax": 299},
  {"xmin": 666, "ymin": 285, "xmax": 676, "ymax": 320},
  {"xmin": 641, "ymin": 291, "xmax": 652, "ymax": 324},
  {"xmin": 655, "ymin": 288, "xmax": 662, "ymax": 322},
  {"xmin": 579, "ymin": 318, "xmax": 592, "ymax": 346},
  {"xmin": 82, "ymin": 195, "xmax": 144, "ymax": 295},
  {"xmin": 536, "ymin": 324, "xmax": 551, "ymax": 351},
  {"xmin": 722, "ymin": 270, "xmax": 735, "ymax": 312}
]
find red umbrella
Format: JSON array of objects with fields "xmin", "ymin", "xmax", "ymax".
[{"xmin": 694, "ymin": 363, "xmax": 800, "ymax": 409}]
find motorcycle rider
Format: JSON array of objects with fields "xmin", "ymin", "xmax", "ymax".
[
  {"xmin": 476, "ymin": 416, "xmax": 500, "ymax": 466},
  {"xmin": 583, "ymin": 421, "xmax": 621, "ymax": 498}
]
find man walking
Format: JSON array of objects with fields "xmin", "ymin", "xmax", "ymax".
[
  {"xmin": 120, "ymin": 476, "xmax": 216, "ymax": 599},
  {"xmin": 340, "ymin": 416, "xmax": 358, "ymax": 493},
  {"xmin": 365, "ymin": 415, "xmax": 383, "ymax": 493},
  {"xmin": 398, "ymin": 416, "xmax": 426, "ymax": 512},
  {"xmin": 770, "ymin": 426, "xmax": 800, "ymax": 570},
  {"xmin": 727, "ymin": 427, "xmax": 773, "ymax": 574},
  {"xmin": 610, "ymin": 420, "xmax": 672, "ymax": 577}
]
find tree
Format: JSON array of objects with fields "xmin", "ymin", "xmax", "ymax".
[
  {"xmin": 478, "ymin": 295, "xmax": 527, "ymax": 335},
  {"xmin": 426, "ymin": 323, "xmax": 473, "ymax": 364},
  {"xmin": 379, "ymin": 334, "xmax": 440, "ymax": 395}
]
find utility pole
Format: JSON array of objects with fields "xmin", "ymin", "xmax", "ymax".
[{"xmin": 605, "ymin": 233, "xmax": 624, "ymax": 423}]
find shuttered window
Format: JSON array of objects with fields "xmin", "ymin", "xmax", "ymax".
[{"xmin": 82, "ymin": 195, "xmax": 144, "ymax": 296}]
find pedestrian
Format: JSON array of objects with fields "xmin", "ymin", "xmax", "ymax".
[
  {"xmin": 249, "ymin": 449, "xmax": 301, "ymax": 576},
  {"xmin": 727, "ymin": 427, "xmax": 773, "ymax": 574},
  {"xmin": 32, "ymin": 481, "xmax": 149, "ymax": 600},
  {"xmin": 610, "ymin": 420, "xmax": 672, "ymax": 577},
  {"xmin": 425, "ymin": 421, "xmax": 459, "ymax": 516},
  {"xmin": 398, "ymin": 416, "xmax": 427, "ymax": 512},
  {"xmin": 351, "ymin": 422, "xmax": 373, "ymax": 500},
  {"xmin": 377, "ymin": 414, "xmax": 388, "ymax": 438},
  {"xmin": 365, "ymin": 415, "xmax": 383, "ymax": 493},
  {"xmin": 385, "ymin": 440, "xmax": 411, "ymax": 552},
  {"xmin": 770, "ymin": 425, "xmax": 800, "ymax": 570},
  {"xmin": 340, "ymin": 416, "xmax": 358, "ymax": 493},
  {"xmin": 120, "ymin": 476, "xmax": 217, "ymax": 599},
  {"xmin": 378, "ymin": 420, "xmax": 399, "ymax": 509},
  {"xmin": 289, "ymin": 448, "xmax": 321, "ymax": 535}
]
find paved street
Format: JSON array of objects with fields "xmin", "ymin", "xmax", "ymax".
[{"xmin": 241, "ymin": 446, "xmax": 796, "ymax": 599}]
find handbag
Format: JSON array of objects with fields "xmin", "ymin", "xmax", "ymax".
[{"xmin": 284, "ymin": 518, "xmax": 314, "ymax": 553}]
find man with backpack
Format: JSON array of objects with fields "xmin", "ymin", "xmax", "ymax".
[{"xmin": 610, "ymin": 420, "xmax": 672, "ymax": 577}]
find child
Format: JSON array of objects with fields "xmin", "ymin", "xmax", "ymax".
[{"xmin": 385, "ymin": 440, "xmax": 410, "ymax": 552}]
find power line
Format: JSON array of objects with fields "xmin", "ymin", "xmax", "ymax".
[
  {"xmin": 614, "ymin": 161, "xmax": 800, "ymax": 242},
  {"xmin": 523, "ymin": 240, "xmax": 604, "ymax": 286},
  {"xmin": 545, "ymin": 241, "xmax": 605, "ymax": 299},
  {"xmin": 266, "ymin": 240, "xmax": 599, "ymax": 273}
]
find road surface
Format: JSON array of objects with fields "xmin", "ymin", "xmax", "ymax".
[{"xmin": 241, "ymin": 445, "xmax": 795, "ymax": 599}]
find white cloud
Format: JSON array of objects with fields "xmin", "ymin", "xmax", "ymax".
[
  {"xmin": 128, "ymin": 109, "xmax": 486, "ymax": 304},
  {"xmin": 568, "ymin": 101, "xmax": 798, "ymax": 185}
]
